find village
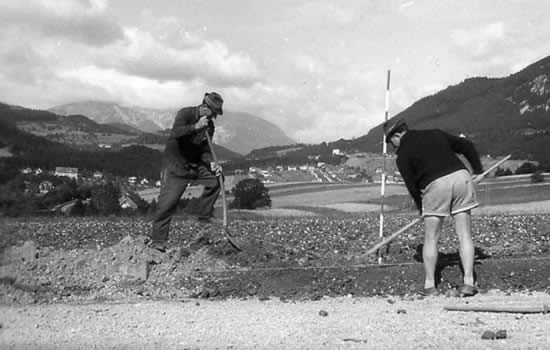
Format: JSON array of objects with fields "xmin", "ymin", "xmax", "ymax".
[{"xmin": 12, "ymin": 148, "xmax": 405, "ymax": 213}]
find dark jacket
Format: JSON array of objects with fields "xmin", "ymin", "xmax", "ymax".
[
  {"xmin": 162, "ymin": 106, "xmax": 214, "ymax": 178},
  {"xmin": 396, "ymin": 129, "xmax": 483, "ymax": 210}
]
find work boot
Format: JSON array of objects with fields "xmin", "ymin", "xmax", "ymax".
[
  {"xmin": 458, "ymin": 284, "xmax": 478, "ymax": 297},
  {"xmin": 419, "ymin": 286, "xmax": 439, "ymax": 297}
]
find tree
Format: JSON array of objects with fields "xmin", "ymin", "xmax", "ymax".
[
  {"xmin": 90, "ymin": 182, "xmax": 120, "ymax": 215},
  {"xmin": 515, "ymin": 162, "xmax": 538, "ymax": 175},
  {"xmin": 531, "ymin": 170, "xmax": 544, "ymax": 183},
  {"xmin": 230, "ymin": 178, "xmax": 271, "ymax": 209}
]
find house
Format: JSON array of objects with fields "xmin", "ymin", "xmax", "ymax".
[
  {"xmin": 128, "ymin": 176, "xmax": 137, "ymax": 184},
  {"xmin": 39, "ymin": 181, "xmax": 54, "ymax": 194},
  {"xmin": 55, "ymin": 167, "xmax": 78, "ymax": 179},
  {"xmin": 332, "ymin": 149, "xmax": 341, "ymax": 155},
  {"xmin": 34, "ymin": 168, "xmax": 43, "ymax": 175},
  {"xmin": 299, "ymin": 165, "xmax": 308, "ymax": 171},
  {"xmin": 21, "ymin": 167, "xmax": 33, "ymax": 174},
  {"xmin": 93, "ymin": 171, "xmax": 103, "ymax": 179},
  {"xmin": 140, "ymin": 178, "xmax": 149, "ymax": 185},
  {"xmin": 288, "ymin": 166, "xmax": 297, "ymax": 171},
  {"xmin": 155, "ymin": 180, "xmax": 161, "ymax": 187},
  {"xmin": 98, "ymin": 143, "xmax": 112, "ymax": 149},
  {"xmin": 119, "ymin": 194, "xmax": 138, "ymax": 210}
]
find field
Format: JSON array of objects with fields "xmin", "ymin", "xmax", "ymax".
[{"xmin": 1, "ymin": 174, "xmax": 550, "ymax": 348}]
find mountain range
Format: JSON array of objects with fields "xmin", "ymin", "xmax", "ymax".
[
  {"xmin": 247, "ymin": 55, "xmax": 550, "ymax": 164},
  {"xmin": 50, "ymin": 102, "xmax": 296, "ymax": 155},
  {"xmin": 357, "ymin": 55, "xmax": 550, "ymax": 160}
]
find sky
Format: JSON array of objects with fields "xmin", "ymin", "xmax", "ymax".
[{"xmin": 1, "ymin": 0, "xmax": 549, "ymax": 143}]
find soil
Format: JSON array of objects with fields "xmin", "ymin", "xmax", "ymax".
[{"xmin": 1, "ymin": 214, "xmax": 549, "ymax": 348}]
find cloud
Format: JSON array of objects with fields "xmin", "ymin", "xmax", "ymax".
[
  {"xmin": 290, "ymin": 54, "xmax": 325, "ymax": 74},
  {"xmin": 296, "ymin": 1, "xmax": 356, "ymax": 25},
  {"xmin": 0, "ymin": 0, "xmax": 124, "ymax": 46},
  {"xmin": 95, "ymin": 27, "xmax": 263, "ymax": 87},
  {"xmin": 451, "ymin": 22, "xmax": 506, "ymax": 59}
]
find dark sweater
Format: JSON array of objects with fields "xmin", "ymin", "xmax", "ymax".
[
  {"xmin": 396, "ymin": 129, "xmax": 483, "ymax": 210},
  {"xmin": 162, "ymin": 106, "xmax": 214, "ymax": 177}
]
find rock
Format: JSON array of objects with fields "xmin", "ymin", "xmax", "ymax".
[
  {"xmin": 2, "ymin": 241, "xmax": 38, "ymax": 264},
  {"xmin": 387, "ymin": 299, "xmax": 396, "ymax": 304},
  {"xmin": 495, "ymin": 330, "xmax": 507, "ymax": 339},
  {"xmin": 397, "ymin": 309, "xmax": 407, "ymax": 314},
  {"xmin": 119, "ymin": 261, "xmax": 150, "ymax": 281},
  {"xmin": 445, "ymin": 289, "xmax": 460, "ymax": 298},
  {"xmin": 319, "ymin": 310, "xmax": 328, "ymax": 317},
  {"xmin": 481, "ymin": 330, "xmax": 496, "ymax": 340}
]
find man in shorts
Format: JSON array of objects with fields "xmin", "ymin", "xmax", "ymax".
[{"xmin": 384, "ymin": 119, "xmax": 483, "ymax": 296}]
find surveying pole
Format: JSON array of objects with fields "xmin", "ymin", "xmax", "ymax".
[{"xmin": 378, "ymin": 69, "xmax": 391, "ymax": 264}]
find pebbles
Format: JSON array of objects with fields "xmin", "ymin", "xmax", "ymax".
[{"xmin": 481, "ymin": 329, "xmax": 507, "ymax": 340}]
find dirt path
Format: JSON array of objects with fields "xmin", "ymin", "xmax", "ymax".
[{"xmin": 1, "ymin": 291, "xmax": 549, "ymax": 349}]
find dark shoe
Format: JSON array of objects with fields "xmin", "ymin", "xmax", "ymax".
[
  {"xmin": 419, "ymin": 287, "xmax": 439, "ymax": 296},
  {"xmin": 148, "ymin": 240, "xmax": 168, "ymax": 253},
  {"xmin": 458, "ymin": 284, "xmax": 478, "ymax": 297}
]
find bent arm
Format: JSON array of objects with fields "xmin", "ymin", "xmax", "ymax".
[{"xmin": 445, "ymin": 132, "xmax": 483, "ymax": 174}]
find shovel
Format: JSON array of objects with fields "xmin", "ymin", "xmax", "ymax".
[{"xmin": 205, "ymin": 132, "xmax": 242, "ymax": 251}]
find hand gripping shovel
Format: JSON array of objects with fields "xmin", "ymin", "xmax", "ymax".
[{"xmin": 205, "ymin": 132, "xmax": 242, "ymax": 251}]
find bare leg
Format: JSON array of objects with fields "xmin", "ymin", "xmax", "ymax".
[
  {"xmin": 423, "ymin": 216, "xmax": 443, "ymax": 289},
  {"xmin": 454, "ymin": 211, "xmax": 475, "ymax": 286}
]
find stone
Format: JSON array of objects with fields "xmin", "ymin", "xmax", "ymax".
[
  {"xmin": 319, "ymin": 310, "xmax": 328, "ymax": 317},
  {"xmin": 2, "ymin": 241, "xmax": 38, "ymax": 264},
  {"xmin": 445, "ymin": 289, "xmax": 460, "ymax": 298},
  {"xmin": 481, "ymin": 330, "xmax": 496, "ymax": 340},
  {"xmin": 119, "ymin": 261, "xmax": 150, "ymax": 281},
  {"xmin": 495, "ymin": 330, "xmax": 507, "ymax": 339}
]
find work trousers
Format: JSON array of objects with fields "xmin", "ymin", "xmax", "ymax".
[{"xmin": 150, "ymin": 165, "xmax": 220, "ymax": 242}]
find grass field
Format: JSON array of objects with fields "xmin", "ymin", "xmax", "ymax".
[{"xmin": 229, "ymin": 176, "xmax": 550, "ymax": 218}]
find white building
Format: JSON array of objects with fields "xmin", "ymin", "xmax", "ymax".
[{"xmin": 54, "ymin": 167, "xmax": 78, "ymax": 179}]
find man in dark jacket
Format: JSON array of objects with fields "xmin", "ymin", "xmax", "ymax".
[
  {"xmin": 149, "ymin": 92, "xmax": 224, "ymax": 252},
  {"xmin": 384, "ymin": 119, "xmax": 483, "ymax": 296}
]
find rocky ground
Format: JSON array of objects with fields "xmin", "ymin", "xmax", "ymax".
[
  {"xmin": 1, "ymin": 214, "xmax": 549, "ymax": 348},
  {"xmin": 1, "ymin": 291, "xmax": 549, "ymax": 349},
  {"xmin": 1, "ymin": 214, "xmax": 549, "ymax": 303}
]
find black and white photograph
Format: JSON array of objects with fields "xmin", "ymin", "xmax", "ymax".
[{"xmin": 1, "ymin": 0, "xmax": 549, "ymax": 348}]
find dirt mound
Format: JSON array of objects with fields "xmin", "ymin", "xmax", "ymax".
[{"xmin": 1, "ymin": 215, "xmax": 550, "ymax": 304}]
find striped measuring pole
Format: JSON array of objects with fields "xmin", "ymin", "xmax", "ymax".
[{"xmin": 378, "ymin": 69, "xmax": 391, "ymax": 264}]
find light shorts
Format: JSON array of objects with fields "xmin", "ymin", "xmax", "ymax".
[{"xmin": 421, "ymin": 169, "xmax": 478, "ymax": 217}]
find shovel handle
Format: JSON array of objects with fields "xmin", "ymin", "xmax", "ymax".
[{"xmin": 205, "ymin": 132, "xmax": 227, "ymax": 228}]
